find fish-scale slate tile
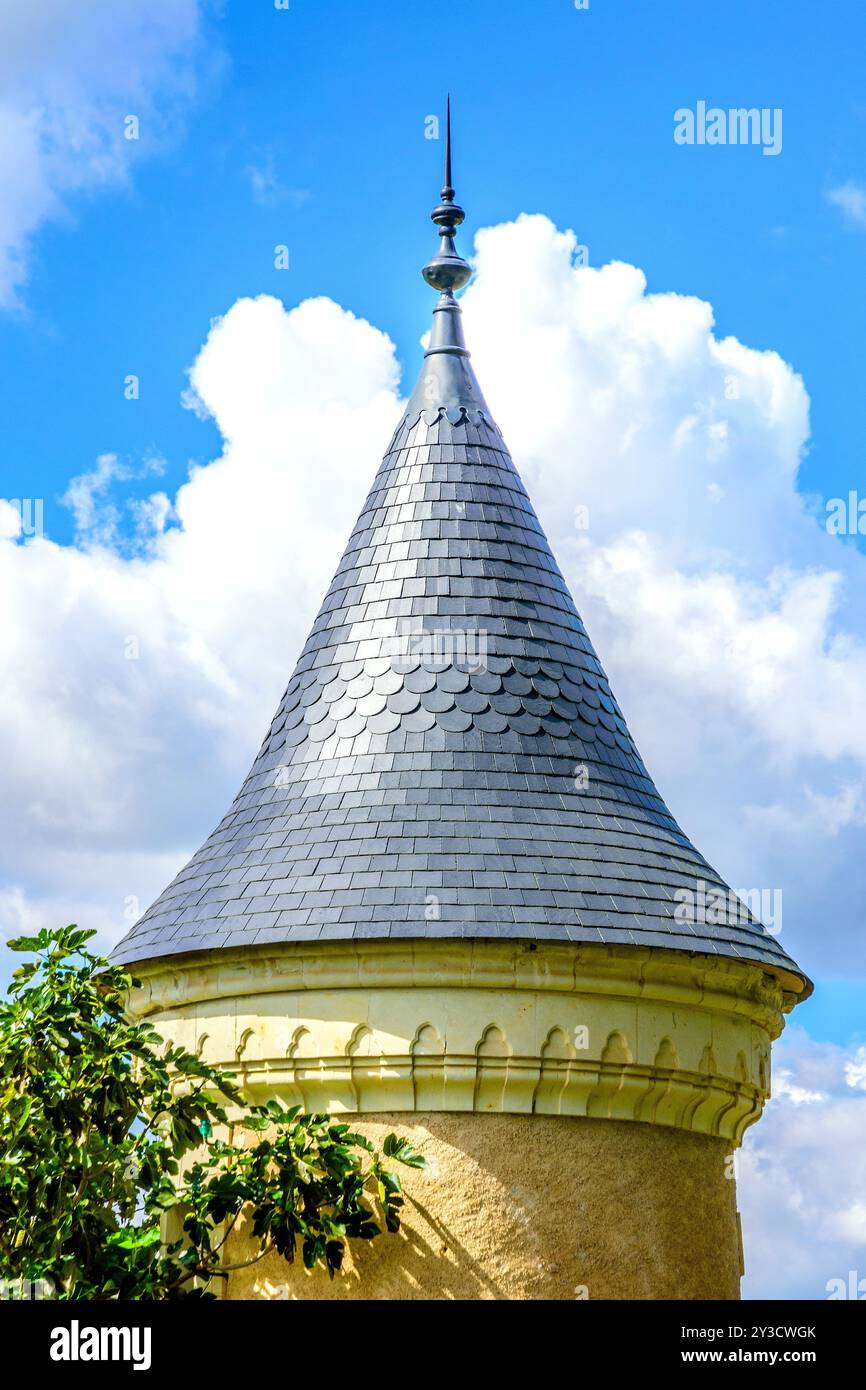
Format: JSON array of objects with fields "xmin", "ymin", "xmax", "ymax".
[{"xmin": 114, "ymin": 345, "xmax": 806, "ymax": 983}]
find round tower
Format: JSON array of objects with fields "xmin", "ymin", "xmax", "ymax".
[{"xmin": 115, "ymin": 107, "xmax": 811, "ymax": 1301}]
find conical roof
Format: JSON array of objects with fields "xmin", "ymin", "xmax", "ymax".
[{"xmin": 114, "ymin": 119, "xmax": 808, "ymax": 989}]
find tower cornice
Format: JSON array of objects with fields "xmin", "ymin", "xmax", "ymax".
[{"xmin": 128, "ymin": 938, "xmax": 802, "ymax": 1145}]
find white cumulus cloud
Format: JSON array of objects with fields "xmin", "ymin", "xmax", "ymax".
[
  {"xmin": 740, "ymin": 1028, "xmax": 866, "ymax": 1298},
  {"xmin": 462, "ymin": 215, "xmax": 866, "ymax": 975},
  {"xmin": 0, "ymin": 294, "xmax": 400, "ymax": 946},
  {"xmin": 0, "ymin": 0, "xmax": 213, "ymax": 307}
]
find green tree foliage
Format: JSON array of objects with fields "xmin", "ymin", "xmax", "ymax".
[{"xmin": 0, "ymin": 926, "xmax": 424, "ymax": 1299}]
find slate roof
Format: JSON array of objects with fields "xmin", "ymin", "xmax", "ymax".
[{"xmin": 113, "ymin": 133, "xmax": 809, "ymax": 989}]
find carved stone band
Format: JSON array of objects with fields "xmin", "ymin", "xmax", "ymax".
[{"xmin": 126, "ymin": 939, "xmax": 801, "ymax": 1144}]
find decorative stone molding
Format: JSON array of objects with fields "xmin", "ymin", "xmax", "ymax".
[{"xmin": 126, "ymin": 938, "xmax": 801, "ymax": 1144}]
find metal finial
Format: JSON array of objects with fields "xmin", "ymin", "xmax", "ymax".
[
  {"xmin": 443, "ymin": 94, "xmax": 453, "ymax": 197},
  {"xmin": 422, "ymin": 98, "xmax": 472, "ymax": 295}
]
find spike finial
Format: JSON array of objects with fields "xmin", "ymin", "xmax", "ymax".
[{"xmin": 422, "ymin": 97, "xmax": 472, "ymax": 295}]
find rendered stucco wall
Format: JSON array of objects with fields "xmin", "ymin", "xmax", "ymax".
[{"xmin": 224, "ymin": 1112, "xmax": 742, "ymax": 1301}]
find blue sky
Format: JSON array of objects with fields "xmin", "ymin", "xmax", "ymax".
[
  {"xmin": 1, "ymin": 0, "xmax": 865, "ymax": 1297},
  {"xmin": 3, "ymin": 0, "xmax": 866, "ymax": 550}
]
